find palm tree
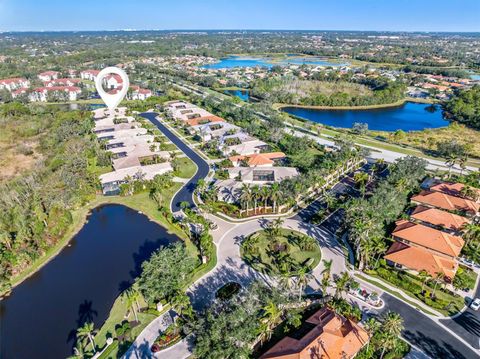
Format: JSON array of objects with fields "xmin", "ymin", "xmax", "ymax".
[
  {"xmin": 260, "ymin": 186, "xmax": 270, "ymax": 212},
  {"xmin": 262, "ymin": 301, "xmax": 282, "ymax": 330},
  {"xmin": 278, "ymin": 272, "xmax": 295, "ymax": 292},
  {"xmin": 271, "ymin": 218, "xmax": 284, "ymax": 236},
  {"xmin": 418, "ymin": 270, "xmax": 431, "ymax": 294},
  {"xmin": 125, "ymin": 287, "xmax": 141, "ymax": 322},
  {"xmin": 269, "ymin": 183, "xmax": 282, "ymax": 213},
  {"xmin": 364, "ymin": 317, "xmax": 380, "ymax": 352},
  {"xmin": 432, "ymin": 272, "xmax": 445, "ymax": 298},
  {"xmin": 251, "ymin": 185, "xmax": 261, "ymax": 214},
  {"xmin": 195, "ymin": 178, "xmax": 207, "ymax": 197},
  {"xmin": 76, "ymin": 322, "xmax": 97, "ymax": 353},
  {"xmin": 296, "ymin": 266, "xmax": 313, "ymax": 302},
  {"xmin": 239, "ymin": 183, "xmax": 252, "ymax": 214},
  {"xmin": 334, "ymin": 271, "xmax": 352, "ymax": 299},
  {"xmin": 379, "ymin": 311, "xmax": 404, "ymax": 359},
  {"xmin": 354, "ymin": 172, "xmax": 369, "ymax": 197},
  {"xmin": 323, "ymin": 192, "xmax": 336, "ymax": 210},
  {"xmin": 445, "ymin": 153, "xmax": 459, "ymax": 178}
]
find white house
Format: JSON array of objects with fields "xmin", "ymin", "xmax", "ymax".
[
  {"xmin": 45, "ymin": 78, "xmax": 81, "ymax": 87},
  {"xmin": 38, "ymin": 71, "xmax": 60, "ymax": 82},
  {"xmin": 129, "ymin": 85, "xmax": 152, "ymax": 100},
  {"xmin": 29, "ymin": 86, "xmax": 81, "ymax": 102},
  {"xmin": 80, "ymin": 70, "xmax": 100, "ymax": 81},
  {"xmin": 0, "ymin": 78, "xmax": 30, "ymax": 92},
  {"xmin": 104, "ymin": 74, "xmax": 123, "ymax": 89}
]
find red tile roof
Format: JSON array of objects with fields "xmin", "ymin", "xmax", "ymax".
[
  {"xmin": 384, "ymin": 241, "xmax": 457, "ymax": 278},
  {"xmin": 412, "ymin": 190, "xmax": 479, "ymax": 215},
  {"xmin": 411, "ymin": 206, "xmax": 470, "ymax": 232},
  {"xmin": 392, "ymin": 219, "xmax": 464, "ymax": 257}
]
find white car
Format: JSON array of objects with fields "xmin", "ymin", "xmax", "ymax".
[{"xmin": 470, "ymin": 298, "xmax": 480, "ymax": 311}]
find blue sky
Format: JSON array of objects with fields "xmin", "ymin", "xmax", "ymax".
[{"xmin": 1, "ymin": 0, "xmax": 479, "ymax": 32}]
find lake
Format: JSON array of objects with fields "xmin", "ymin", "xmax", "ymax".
[
  {"xmin": 0, "ymin": 204, "xmax": 179, "ymax": 359},
  {"xmin": 282, "ymin": 102, "xmax": 449, "ymax": 132},
  {"xmin": 203, "ymin": 56, "xmax": 346, "ymax": 69}
]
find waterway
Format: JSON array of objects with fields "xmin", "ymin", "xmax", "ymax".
[
  {"xmin": 0, "ymin": 204, "xmax": 179, "ymax": 359},
  {"xmin": 282, "ymin": 102, "xmax": 449, "ymax": 132},
  {"xmin": 224, "ymin": 89, "xmax": 250, "ymax": 101},
  {"xmin": 202, "ymin": 55, "xmax": 346, "ymax": 69}
]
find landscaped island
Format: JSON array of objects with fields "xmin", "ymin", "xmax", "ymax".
[{"xmin": 241, "ymin": 226, "xmax": 321, "ymax": 277}]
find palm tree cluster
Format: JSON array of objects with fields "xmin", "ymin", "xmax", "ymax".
[{"xmin": 344, "ymin": 156, "xmax": 427, "ymax": 270}]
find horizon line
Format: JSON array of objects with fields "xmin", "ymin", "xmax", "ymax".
[{"xmin": 1, "ymin": 29, "xmax": 480, "ymax": 34}]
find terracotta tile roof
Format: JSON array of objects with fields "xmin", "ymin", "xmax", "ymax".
[
  {"xmin": 185, "ymin": 115, "xmax": 225, "ymax": 126},
  {"xmin": 229, "ymin": 152, "xmax": 286, "ymax": 167},
  {"xmin": 411, "ymin": 206, "xmax": 471, "ymax": 232},
  {"xmin": 392, "ymin": 219, "xmax": 464, "ymax": 257},
  {"xmin": 430, "ymin": 182, "xmax": 480, "ymax": 201},
  {"xmin": 384, "ymin": 241, "xmax": 457, "ymax": 278},
  {"xmin": 411, "ymin": 190, "xmax": 479, "ymax": 215},
  {"xmin": 260, "ymin": 307, "xmax": 369, "ymax": 359}
]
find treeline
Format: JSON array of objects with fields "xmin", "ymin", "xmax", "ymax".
[
  {"xmin": 251, "ymin": 76, "xmax": 406, "ymax": 107},
  {"xmin": 443, "ymin": 85, "xmax": 480, "ymax": 129},
  {"xmin": 0, "ymin": 102, "xmax": 107, "ymax": 292}
]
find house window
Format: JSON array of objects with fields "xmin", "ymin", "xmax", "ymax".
[{"xmin": 253, "ymin": 170, "xmax": 274, "ymax": 182}]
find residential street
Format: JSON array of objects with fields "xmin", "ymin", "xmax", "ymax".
[{"xmin": 123, "ymin": 111, "xmax": 480, "ymax": 359}]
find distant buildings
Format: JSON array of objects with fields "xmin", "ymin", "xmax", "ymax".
[
  {"xmin": 0, "ymin": 78, "xmax": 30, "ymax": 92},
  {"xmin": 29, "ymin": 86, "xmax": 81, "ymax": 102},
  {"xmin": 38, "ymin": 71, "xmax": 60, "ymax": 82}
]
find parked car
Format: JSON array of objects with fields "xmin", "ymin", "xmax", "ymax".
[{"xmin": 470, "ymin": 298, "xmax": 480, "ymax": 311}]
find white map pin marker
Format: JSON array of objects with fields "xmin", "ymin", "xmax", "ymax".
[{"xmin": 95, "ymin": 66, "xmax": 130, "ymax": 111}]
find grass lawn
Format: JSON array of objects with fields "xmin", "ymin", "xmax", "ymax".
[
  {"xmin": 241, "ymin": 229, "xmax": 321, "ymax": 277},
  {"xmin": 174, "ymin": 157, "xmax": 198, "ymax": 179},
  {"xmin": 86, "ymin": 288, "xmax": 161, "ymax": 357}
]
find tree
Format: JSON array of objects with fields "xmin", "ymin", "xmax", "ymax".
[
  {"xmin": 240, "ymin": 183, "xmax": 252, "ymax": 214},
  {"xmin": 269, "ymin": 183, "xmax": 282, "ymax": 213},
  {"xmin": 251, "ymin": 185, "xmax": 261, "ymax": 214},
  {"xmin": 364, "ymin": 317, "xmax": 381, "ymax": 352},
  {"xmin": 437, "ymin": 140, "xmax": 468, "ymax": 177},
  {"xmin": 76, "ymin": 322, "xmax": 97, "ymax": 353},
  {"xmin": 125, "ymin": 287, "xmax": 141, "ymax": 322},
  {"xmin": 137, "ymin": 243, "xmax": 196, "ymax": 303},
  {"xmin": 296, "ymin": 266, "xmax": 313, "ymax": 301},
  {"xmin": 260, "ymin": 185, "xmax": 270, "ymax": 211},
  {"xmin": 418, "ymin": 270, "xmax": 431, "ymax": 294},
  {"xmin": 334, "ymin": 271, "xmax": 352, "ymax": 299},
  {"xmin": 379, "ymin": 311, "xmax": 404, "ymax": 359},
  {"xmin": 431, "ymin": 272, "xmax": 445, "ymax": 298}
]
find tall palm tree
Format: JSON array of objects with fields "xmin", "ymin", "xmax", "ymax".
[
  {"xmin": 296, "ymin": 267, "xmax": 313, "ymax": 302},
  {"xmin": 269, "ymin": 183, "xmax": 282, "ymax": 213},
  {"xmin": 239, "ymin": 183, "xmax": 252, "ymax": 214},
  {"xmin": 76, "ymin": 322, "xmax": 97, "ymax": 353},
  {"xmin": 354, "ymin": 172, "xmax": 369, "ymax": 197},
  {"xmin": 260, "ymin": 186, "xmax": 270, "ymax": 212},
  {"xmin": 271, "ymin": 218, "xmax": 284, "ymax": 236},
  {"xmin": 418, "ymin": 270, "xmax": 431, "ymax": 294},
  {"xmin": 262, "ymin": 301, "xmax": 282, "ymax": 330},
  {"xmin": 251, "ymin": 185, "xmax": 261, "ymax": 214},
  {"xmin": 432, "ymin": 272, "xmax": 445, "ymax": 298}
]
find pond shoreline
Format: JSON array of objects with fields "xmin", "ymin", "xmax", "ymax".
[
  {"xmin": 1, "ymin": 192, "xmax": 186, "ymax": 299},
  {"xmin": 275, "ymin": 97, "xmax": 435, "ymax": 111}
]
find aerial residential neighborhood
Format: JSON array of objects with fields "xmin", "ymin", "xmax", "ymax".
[{"xmin": 1, "ymin": 1, "xmax": 480, "ymax": 359}]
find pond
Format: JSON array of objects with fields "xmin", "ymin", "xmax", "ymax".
[
  {"xmin": 282, "ymin": 102, "xmax": 449, "ymax": 132},
  {"xmin": 202, "ymin": 55, "xmax": 346, "ymax": 69},
  {"xmin": 224, "ymin": 89, "xmax": 250, "ymax": 101},
  {"xmin": 0, "ymin": 204, "xmax": 179, "ymax": 359}
]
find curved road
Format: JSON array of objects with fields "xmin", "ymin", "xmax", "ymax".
[
  {"xmin": 129, "ymin": 111, "xmax": 480, "ymax": 359},
  {"xmin": 140, "ymin": 112, "xmax": 210, "ymax": 213}
]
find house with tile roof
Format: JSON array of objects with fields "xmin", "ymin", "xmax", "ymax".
[
  {"xmin": 38, "ymin": 71, "xmax": 60, "ymax": 82},
  {"xmin": 260, "ymin": 307, "xmax": 369, "ymax": 359},
  {"xmin": 429, "ymin": 182, "xmax": 480, "ymax": 202},
  {"xmin": 230, "ymin": 152, "xmax": 286, "ymax": 168},
  {"xmin": 0, "ymin": 77, "xmax": 30, "ymax": 91},
  {"xmin": 411, "ymin": 190, "xmax": 479, "ymax": 217},
  {"xmin": 410, "ymin": 205, "xmax": 471, "ymax": 234},
  {"xmin": 384, "ymin": 219, "xmax": 465, "ymax": 279}
]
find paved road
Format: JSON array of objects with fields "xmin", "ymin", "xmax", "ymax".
[
  {"xmin": 379, "ymin": 294, "xmax": 480, "ymax": 359},
  {"xmin": 140, "ymin": 112, "xmax": 210, "ymax": 213},
  {"xmin": 440, "ymin": 283, "xmax": 480, "ymax": 350}
]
